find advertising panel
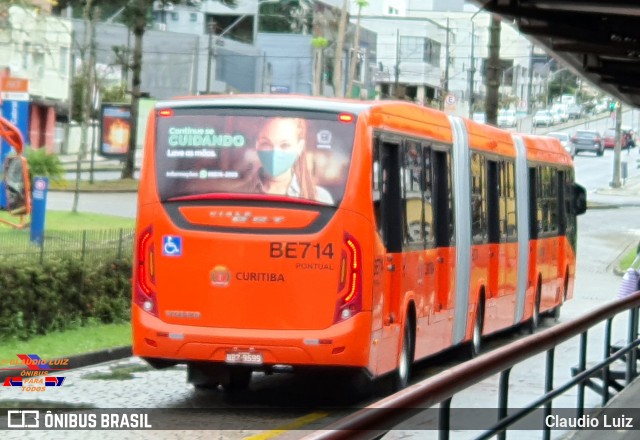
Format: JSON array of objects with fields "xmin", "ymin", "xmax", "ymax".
[{"xmin": 99, "ymin": 104, "xmax": 132, "ymax": 157}]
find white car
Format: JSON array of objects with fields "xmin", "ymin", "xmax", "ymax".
[
  {"xmin": 548, "ymin": 132, "xmax": 575, "ymax": 156},
  {"xmin": 497, "ymin": 110, "xmax": 517, "ymax": 128},
  {"xmin": 533, "ymin": 110, "xmax": 553, "ymax": 127}
]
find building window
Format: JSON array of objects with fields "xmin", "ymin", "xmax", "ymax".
[
  {"xmin": 171, "ymin": 12, "xmax": 179, "ymax": 21},
  {"xmin": 190, "ymin": 13, "xmax": 197, "ymax": 22},
  {"xmin": 59, "ymin": 47, "xmax": 68, "ymax": 76},
  {"xmin": 22, "ymin": 42, "xmax": 30, "ymax": 69}
]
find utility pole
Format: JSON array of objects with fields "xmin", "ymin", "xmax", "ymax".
[
  {"xmin": 394, "ymin": 28, "xmax": 400, "ymax": 98},
  {"xmin": 527, "ymin": 43, "xmax": 534, "ymax": 115},
  {"xmin": 611, "ymin": 102, "xmax": 623, "ymax": 188},
  {"xmin": 440, "ymin": 18, "xmax": 450, "ymax": 111},
  {"xmin": 73, "ymin": 0, "xmax": 95, "ymax": 213},
  {"xmin": 346, "ymin": 0, "xmax": 364, "ymax": 99},
  {"xmin": 333, "ymin": 0, "xmax": 348, "ymax": 98},
  {"xmin": 206, "ymin": 19, "xmax": 216, "ymax": 94},
  {"xmin": 485, "ymin": 14, "xmax": 501, "ymax": 127},
  {"xmin": 468, "ymin": 21, "xmax": 475, "ymax": 118}
]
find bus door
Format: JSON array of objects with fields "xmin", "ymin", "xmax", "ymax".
[
  {"xmin": 555, "ymin": 170, "xmax": 568, "ymax": 304},
  {"xmin": 431, "ymin": 147, "xmax": 454, "ymax": 347},
  {"xmin": 378, "ymin": 139, "xmax": 404, "ymax": 356},
  {"xmin": 485, "ymin": 159, "xmax": 500, "ymax": 331}
]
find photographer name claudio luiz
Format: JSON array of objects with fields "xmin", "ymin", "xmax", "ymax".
[{"xmin": 545, "ymin": 413, "xmax": 634, "ymax": 429}]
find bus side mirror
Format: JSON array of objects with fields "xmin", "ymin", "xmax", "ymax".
[
  {"xmin": 573, "ymin": 183, "xmax": 587, "ymax": 216},
  {"xmin": 4, "ymin": 155, "xmax": 31, "ymax": 215}
]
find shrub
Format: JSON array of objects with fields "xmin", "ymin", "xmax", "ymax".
[
  {"xmin": 25, "ymin": 148, "xmax": 65, "ymax": 185},
  {"xmin": 0, "ymin": 255, "xmax": 132, "ymax": 340}
]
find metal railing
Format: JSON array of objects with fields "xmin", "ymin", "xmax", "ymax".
[
  {"xmin": 302, "ymin": 292, "xmax": 640, "ymax": 440},
  {"xmin": 0, "ymin": 228, "xmax": 134, "ymax": 264}
]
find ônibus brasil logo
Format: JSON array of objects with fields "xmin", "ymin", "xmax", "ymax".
[{"xmin": 1, "ymin": 354, "xmax": 68, "ymax": 392}]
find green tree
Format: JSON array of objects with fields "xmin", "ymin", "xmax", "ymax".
[{"xmin": 55, "ymin": 0, "xmax": 237, "ymax": 179}]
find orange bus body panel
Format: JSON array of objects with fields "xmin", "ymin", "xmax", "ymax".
[{"xmin": 132, "ymin": 96, "xmax": 581, "ymax": 385}]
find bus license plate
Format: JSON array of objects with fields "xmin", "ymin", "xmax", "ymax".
[{"xmin": 225, "ymin": 351, "xmax": 263, "ymax": 365}]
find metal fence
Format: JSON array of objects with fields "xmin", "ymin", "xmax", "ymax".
[{"xmin": 0, "ymin": 228, "xmax": 135, "ymax": 264}]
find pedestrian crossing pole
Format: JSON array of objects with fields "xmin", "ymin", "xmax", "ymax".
[{"xmin": 611, "ymin": 102, "xmax": 623, "ymax": 188}]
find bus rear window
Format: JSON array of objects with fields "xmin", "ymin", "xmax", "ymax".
[{"xmin": 155, "ymin": 109, "xmax": 356, "ymax": 206}]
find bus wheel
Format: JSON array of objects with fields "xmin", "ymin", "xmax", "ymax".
[
  {"xmin": 223, "ymin": 367, "xmax": 252, "ymax": 393},
  {"xmin": 469, "ymin": 304, "xmax": 483, "ymax": 358},
  {"xmin": 528, "ymin": 287, "xmax": 541, "ymax": 334},
  {"xmin": 392, "ymin": 318, "xmax": 413, "ymax": 391},
  {"xmin": 187, "ymin": 363, "xmax": 221, "ymax": 390}
]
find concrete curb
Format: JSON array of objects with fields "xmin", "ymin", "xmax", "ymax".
[{"xmin": 0, "ymin": 345, "xmax": 132, "ymax": 382}]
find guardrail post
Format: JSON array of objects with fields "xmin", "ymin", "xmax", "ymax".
[
  {"xmin": 602, "ymin": 318, "xmax": 613, "ymax": 405},
  {"xmin": 543, "ymin": 348, "xmax": 555, "ymax": 440},
  {"xmin": 438, "ymin": 397, "xmax": 452, "ymax": 440},
  {"xmin": 577, "ymin": 331, "xmax": 587, "ymax": 418},
  {"xmin": 497, "ymin": 368, "xmax": 511, "ymax": 440},
  {"xmin": 628, "ymin": 306, "xmax": 639, "ymax": 382}
]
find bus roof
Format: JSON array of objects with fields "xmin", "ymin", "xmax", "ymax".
[{"xmin": 156, "ymin": 94, "xmax": 376, "ymax": 115}]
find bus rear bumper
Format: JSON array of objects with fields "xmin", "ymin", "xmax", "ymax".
[{"xmin": 132, "ymin": 305, "xmax": 372, "ymax": 369}]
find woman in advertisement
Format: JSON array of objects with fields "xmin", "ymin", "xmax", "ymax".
[{"xmin": 253, "ymin": 117, "xmax": 334, "ymax": 204}]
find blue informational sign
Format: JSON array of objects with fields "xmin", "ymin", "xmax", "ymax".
[
  {"xmin": 30, "ymin": 176, "xmax": 48, "ymax": 246},
  {"xmin": 0, "ymin": 99, "xmax": 30, "ymax": 208},
  {"xmin": 162, "ymin": 235, "xmax": 182, "ymax": 257}
]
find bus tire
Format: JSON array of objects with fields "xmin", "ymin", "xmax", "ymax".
[
  {"xmin": 223, "ymin": 367, "xmax": 252, "ymax": 393},
  {"xmin": 187, "ymin": 363, "xmax": 221, "ymax": 390},
  {"xmin": 392, "ymin": 318, "xmax": 413, "ymax": 391},
  {"xmin": 469, "ymin": 302, "xmax": 484, "ymax": 358},
  {"xmin": 528, "ymin": 284, "xmax": 542, "ymax": 334},
  {"xmin": 550, "ymin": 274, "xmax": 569, "ymax": 322}
]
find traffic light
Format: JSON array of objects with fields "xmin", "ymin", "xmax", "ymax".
[{"xmin": 609, "ymin": 101, "xmax": 616, "ymax": 112}]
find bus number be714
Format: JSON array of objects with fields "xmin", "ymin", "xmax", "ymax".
[{"xmin": 270, "ymin": 242, "xmax": 334, "ymax": 259}]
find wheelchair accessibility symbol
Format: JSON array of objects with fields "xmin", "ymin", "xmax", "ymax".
[{"xmin": 162, "ymin": 235, "xmax": 183, "ymax": 256}]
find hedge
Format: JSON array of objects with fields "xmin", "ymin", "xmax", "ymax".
[{"xmin": 0, "ymin": 256, "xmax": 132, "ymax": 340}]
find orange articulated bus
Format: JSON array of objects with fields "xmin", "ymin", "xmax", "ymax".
[{"xmin": 132, "ymin": 96, "xmax": 587, "ymax": 391}]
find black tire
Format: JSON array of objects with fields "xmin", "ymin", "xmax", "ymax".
[
  {"xmin": 528, "ymin": 287, "xmax": 541, "ymax": 334},
  {"xmin": 469, "ymin": 303, "xmax": 484, "ymax": 358},
  {"xmin": 223, "ymin": 367, "xmax": 252, "ymax": 393},
  {"xmin": 187, "ymin": 363, "xmax": 220, "ymax": 390},
  {"xmin": 392, "ymin": 318, "xmax": 413, "ymax": 391}
]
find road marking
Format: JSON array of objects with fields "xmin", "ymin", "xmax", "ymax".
[{"xmin": 245, "ymin": 411, "xmax": 329, "ymax": 440}]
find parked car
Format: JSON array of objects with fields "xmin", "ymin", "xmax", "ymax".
[
  {"xmin": 497, "ymin": 109, "xmax": 517, "ymax": 128},
  {"xmin": 567, "ymin": 104, "xmax": 583, "ymax": 119},
  {"xmin": 548, "ymin": 132, "xmax": 575, "ymax": 157},
  {"xmin": 604, "ymin": 127, "xmax": 635, "ymax": 149},
  {"xmin": 533, "ymin": 110, "xmax": 553, "ymax": 127},
  {"xmin": 571, "ymin": 130, "xmax": 603, "ymax": 156}
]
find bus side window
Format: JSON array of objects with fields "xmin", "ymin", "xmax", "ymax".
[
  {"xmin": 403, "ymin": 140, "xmax": 424, "ymax": 250},
  {"xmin": 471, "ymin": 152, "xmax": 487, "ymax": 244},
  {"xmin": 432, "ymin": 148, "xmax": 453, "ymax": 248},
  {"xmin": 373, "ymin": 137, "xmax": 382, "ymax": 237},
  {"xmin": 528, "ymin": 167, "xmax": 538, "ymax": 240},
  {"xmin": 506, "ymin": 161, "xmax": 517, "ymax": 241},
  {"xmin": 422, "ymin": 145, "xmax": 434, "ymax": 248}
]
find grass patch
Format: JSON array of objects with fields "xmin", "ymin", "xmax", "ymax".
[
  {"xmin": 0, "ymin": 323, "xmax": 131, "ymax": 362},
  {"xmin": 50, "ymin": 178, "xmax": 138, "ymax": 192},
  {"xmin": 0, "ymin": 210, "xmax": 134, "ymax": 231},
  {"xmin": 44, "ymin": 211, "xmax": 135, "ymax": 230}
]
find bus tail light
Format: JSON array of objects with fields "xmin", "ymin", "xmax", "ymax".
[
  {"xmin": 334, "ymin": 233, "xmax": 363, "ymax": 323},
  {"xmin": 134, "ymin": 227, "xmax": 158, "ymax": 317}
]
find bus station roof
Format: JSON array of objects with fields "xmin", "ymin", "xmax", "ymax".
[{"xmin": 471, "ymin": 1, "xmax": 640, "ymax": 108}]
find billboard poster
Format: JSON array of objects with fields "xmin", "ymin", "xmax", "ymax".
[
  {"xmin": 154, "ymin": 111, "xmax": 356, "ymax": 206},
  {"xmin": 99, "ymin": 103, "xmax": 131, "ymax": 157}
]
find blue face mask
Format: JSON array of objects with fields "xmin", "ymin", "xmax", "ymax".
[{"xmin": 258, "ymin": 150, "xmax": 299, "ymax": 177}]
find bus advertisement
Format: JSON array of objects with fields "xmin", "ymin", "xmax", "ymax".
[{"xmin": 132, "ymin": 96, "xmax": 586, "ymax": 392}]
